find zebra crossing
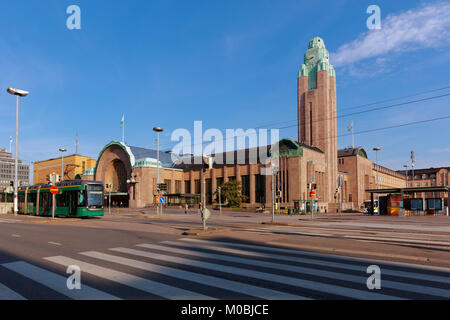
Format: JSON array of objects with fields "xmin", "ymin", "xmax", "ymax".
[{"xmin": 1, "ymin": 237, "xmax": 449, "ymax": 300}]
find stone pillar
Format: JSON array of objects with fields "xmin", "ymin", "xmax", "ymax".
[
  {"xmin": 171, "ymin": 170, "xmax": 175, "ymax": 195},
  {"xmin": 190, "ymin": 170, "xmax": 195, "ymax": 195},
  {"xmin": 223, "ymin": 166, "xmax": 229, "ymax": 183},
  {"xmin": 181, "ymin": 173, "xmax": 186, "ymax": 194},
  {"xmin": 211, "ymin": 168, "xmax": 217, "ymax": 204},
  {"xmin": 250, "ymin": 165, "xmax": 256, "ymax": 205}
]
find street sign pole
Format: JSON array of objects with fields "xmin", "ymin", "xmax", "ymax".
[
  {"xmin": 109, "ymin": 190, "xmax": 111, "ymax": 215},
  {"xmin": 271, "ymin": 166, "xmax": 275, "ymax": 223},
  {"xmin": 50, "ymin": 186, "xmax": 58, "ymax": 219},
  {"xmin": 202, "ymin": 168, "xmax": 206, "ymax": 230},
  {"xmin": 52, "ymin": 193, "xmax": 55, "ymax": 219},
  {"xmin": 337, "ymin": 176, "xmax": 343, "ymax": 216},
  {"xmin": 218, "ymin": 187, "xmax": 222, "ymax": 216}
]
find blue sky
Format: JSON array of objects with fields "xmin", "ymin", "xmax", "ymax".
[{"xmin": 1, "ymin": 0, "xmax": 450, "ymax": 173}]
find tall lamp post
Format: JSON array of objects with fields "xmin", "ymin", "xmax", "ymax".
[
  {"xmin": 373, "ymin": 147, "xmax": 381, "ymax": 214},
  {"xmin": 59, "ymin": 148, "xmax": 67, "ymax": 182},
  {"xmin": 153, "ymin": 127, "xmax": 163, "ymax": 215},
  {"xmin": 403, "ymin": 164, "xmax": 409, "ymax": 187},
  {"xmin": 271, "ymin": 163, "xmax": 277, "ymax": 223},
  {"xmin": 7, "ymin": 87, "xmax": 29, "ymax": 216}
]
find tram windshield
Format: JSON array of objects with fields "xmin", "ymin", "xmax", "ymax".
[{"xmin": 86, "ymin": 184, "xmax": 104, "ymax": 207}]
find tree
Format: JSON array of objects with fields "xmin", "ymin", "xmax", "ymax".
[{"xmin": 215, "ymin": 180, "xmax": 248, "ymax": 207}]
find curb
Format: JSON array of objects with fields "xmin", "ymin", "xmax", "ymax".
[
  {"xmin": 25, "ymin": 218, "xmax": 82, "ymax": 224},
  {"xmin": 182, "ymin": 228, "xmax": 232, "ymax": 236},
  {"xmin": 268, "ymin": 241, "xmax": 450, "ymax": 267},
  {"xmin": 127, "ymin": 215, "xmax": 174, "ymax": 219},
  {"xmin": 261, "ymin": 221, "xmax": 298, "ymax": 226}
]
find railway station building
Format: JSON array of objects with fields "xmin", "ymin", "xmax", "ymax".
[{"xmin": 89, "ymin": 37, "xmax": 413, "ymax": 212}]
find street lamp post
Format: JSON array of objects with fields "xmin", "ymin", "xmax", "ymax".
[
  {"xmin": 403, "ymin": 164, "xmax": 409, "ymax": 187},
  {"xmin": 153, "ymin": 127, "xmax": 163, "ymax": 215},
  {"xmin": 218, "ymin": 186, "xmax": 222, "ymax": 216},
  {"xmin": 59, "ymin": 148, "xmax": 67, "ymax": 182},
  {"xmin": 271, "ymin": 164, "xmax": 277, "ymax": 223},
  {"xmin": 373, "ymin": 147, "xmax": 381, "ymax": 215},
  {"xmin": 7, "ymin": 87, "xmax": 29, "ymax": 216}
]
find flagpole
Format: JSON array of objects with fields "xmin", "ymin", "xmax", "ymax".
[
  {"xmin": 121, "ymin": 115, "xmax": 125, "ymax": 143},
  {"xmin": 352, "ymin": 126, "xmax": 354, "ymax": 149}
]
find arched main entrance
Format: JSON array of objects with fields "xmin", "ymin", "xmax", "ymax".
[
  {"xmin": 105, "ymin": 159, "xmax": 128, "ymax": 192},
  {"xmin": 95, "ymin": 142, "xmax": 134, "ymax": 208}
]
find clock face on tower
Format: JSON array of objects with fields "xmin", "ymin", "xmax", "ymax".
[{"xmin": 305, "ymin": 52, "xmax": 317, "ymax": 66}]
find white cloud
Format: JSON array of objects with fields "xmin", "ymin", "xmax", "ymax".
[{"xmin": 332, "ymin": 2, "xmax": 450, "ymax": 67}]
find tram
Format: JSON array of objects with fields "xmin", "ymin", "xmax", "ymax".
[{"xmin": 16, "ymin": 180, "xmax": 104, "ymax": 217}]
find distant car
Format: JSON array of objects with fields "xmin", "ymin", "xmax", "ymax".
[{"xmin": 364, "ymin": 206, "xmax": 379, "ymax": 214}]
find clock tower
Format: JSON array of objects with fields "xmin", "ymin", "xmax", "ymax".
[{"xmin": 297, "ymin": 37, "xmax": 337, "ymax": 204}]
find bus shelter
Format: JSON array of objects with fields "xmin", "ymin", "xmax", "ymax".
[{"xmin": 365, "ymin": 186, "xmax": 449, "ymax": 216}]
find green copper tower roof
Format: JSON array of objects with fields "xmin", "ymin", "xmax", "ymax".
[{"xmin": 298, "ymin": 37, "xmax": 335, "ymax": 89}]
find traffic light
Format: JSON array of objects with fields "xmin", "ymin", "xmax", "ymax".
[
  {"xmin": 202, "ymin": 155, "xmax": 213, "ymax": 170},
  {"xmin": 9, "ymin": 181, "xmax": 13, "ymax": 187}
]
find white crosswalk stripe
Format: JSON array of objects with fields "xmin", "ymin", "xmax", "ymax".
[
  {"xmin": 139, "ymin": 242, "xmax": 450, "ymax": 299},
  {"xmin": 44, "ymin": 256, "xmax": 213, "ymax": 300},
  {"xmin": 0, "ymin": 282, "xmax": 26, "ymax": 300},
  {"xmin": 80, "ymin": 250, "xmax": 305, "ymax": 300},
  {"xmin": 177, "ymin": 238, "xmax": 450, "ymax": 285},
  {"xmin": 2, "ymin": 261, "xmax": 120, "ymax": 300},
  {"xmin": 0, "ymin": 237, "xmax": 449, "ymax": 300},
  {"xmin": 108, "ymin": 247, "xmax": 397, "ymax": 300}
]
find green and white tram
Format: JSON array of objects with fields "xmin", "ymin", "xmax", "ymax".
[{"xmin": 17, "ymin": 180, "xmax": 104, "ymax": 217}]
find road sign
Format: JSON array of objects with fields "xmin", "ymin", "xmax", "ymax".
[
  {"xmin": 310, "ymin": 191, "xmax": 316, "ymax": 198},
  {"xmin": 158, "ymin": 183, "xmax": 167, "ymax": 191},
  {"xmin": 155, "ymin": 194, "xmax": 162, "ymax": 200},
  {"xmin": 203, "ymin": 208, "xmax": 211, "ymax": 220},
  {"xmin": 50, "ymin": 186, "xmax": 58, "ymax": 195},
  {"xmin": 159, "ymin": 196, "xmax": 165, "ymax": 204}
]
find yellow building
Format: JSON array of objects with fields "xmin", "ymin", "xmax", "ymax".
[{"xmin": 33, "ymin": 154, "xmax": 96, "ymax": 184}]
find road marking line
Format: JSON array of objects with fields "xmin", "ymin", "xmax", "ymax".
[
  {"xmin": 2, "ymin": 261, "xmax": 120, "ymax": 300},
  {"xmin": 0, "ymin": 219, "xmax": 17, "ymax": 224},
  {"xmin": 110, "ymin": 247, "xmax": 395, "ymax": 300},
  {"xmin": 0, "ymin": 282, "xmax": 26, "ymax": 300},
  {"xmin": 45, "ymin": 255, "xmax": 212, "ymax": 300},
  {"xmin": 11, "ymin": 234, "xmax": 21, "ymax": 238},
  {"xmin": 154, "ymin": 242, "xmax": 450, "ymax": 299},
  {"xmin": 178, "ymin": 238, "xmax": 450, "ymax": 284},
  {"xmin": 48, "ymin": 242, "xmax": 62, "ymax": 246},
  {"xmin": 83, "ymin": 250, "xmax": 302, "ymax": 300}
]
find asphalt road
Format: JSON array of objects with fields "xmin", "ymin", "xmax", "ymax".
[{"xmin": 0, "ymin": 213, "xmax": 450, "ymax": 300}]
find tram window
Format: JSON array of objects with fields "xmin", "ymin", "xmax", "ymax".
[
  {"xmin": 56, "ymin": 193, "xmax": 67, "ymax": 207},
  {"xmin": 29, "ymin": 193, "xmax": 36, "ymax": 206},
  {"xmin": 79, "ymin": 192, "xmax": 85, "ymax": 206}
]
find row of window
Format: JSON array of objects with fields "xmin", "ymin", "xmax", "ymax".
[
  {"xmin": 0, "ymin": 164, "xmax": 28, "ymax": 170},
  {"xmin": 412, "ymin": 173, "xmax": 448, "ymax": 180},
  {"xmin": 158, "ymin": 176, "xmax": 266, "ymax": 204}
]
